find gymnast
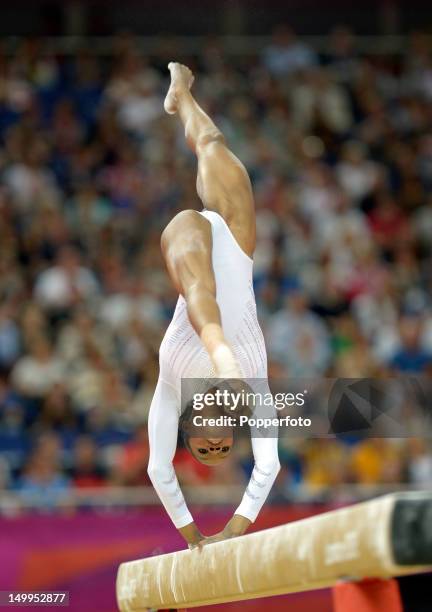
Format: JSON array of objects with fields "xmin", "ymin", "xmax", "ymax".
[{"xmin": 147, "ymin": 63, "xmax": 280, "ymax": 549}]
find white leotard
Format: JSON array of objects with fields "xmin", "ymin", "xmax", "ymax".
[{"xmin": 148, "ymin": 210, "xmax": 280, "ymax": 529}]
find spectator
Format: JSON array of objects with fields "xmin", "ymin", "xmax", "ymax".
[
  {"xmin": 350, "ymin": 439, "xmax": 404, "ymax": 485},
  {"xmin": 266, "ymin": 289, "xmax": 331, "ymax": 375},
  {"xmin": 0, "ymin": 304, "xmax": 20, "ymax": 372},
  {"xmin": 407, "ymin": 438, "xmax": 432, "ymax": 487},
  {"xmin": 3, "ymin": 134, "xmax": 60, "ymax": 213},
  {"xmin": 34, "ymin": 246, "xmax": 99, "ymax": 315},
  {"xmin": 389, "ymin": 316, "xmax": 432, "ymax": 373},
  {"xmin": 115, "ymin": 425, "xmax": 150, "ymax": 486},
  {"xmin": 290, "ymin": 66, "xmax": 353, "ymax": 133},
  {"xmin": 15, "ymin": 433, "xmax": 71, "ymax": 508},
  {"xmin": 69, "ymin": 436, "xmax": 108, "ymax": 488},
  {"xmin": 11, "ymin": 337, "xmax": 65, "ymax": 398},
  {"xmin": 262, "ymin": 25, "xmax": 317, "ymax": 76},
  {"xmin": 335, "ymin": 141, "xmax": 380, "ymax": 203},
  {"xmin": 104, "ymin": 51, "xmax": 163, "ymax": 135}
]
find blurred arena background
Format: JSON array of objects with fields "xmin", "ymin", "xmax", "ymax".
[{"xmin": 0, "ymin": 1, "xmax": 432, "ymax": 610}]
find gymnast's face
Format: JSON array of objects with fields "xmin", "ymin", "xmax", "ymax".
[{"xmin": 187, "ymin": 436, "xmax": 234, "ymax": 465}]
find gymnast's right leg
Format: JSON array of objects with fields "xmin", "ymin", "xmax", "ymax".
[
  {"xmin": 161, "ymin": 209, "xmax": 241, "ymax": 378},
  {"xmin": 164, "ymin": 62, "xmax": 255, "ymax": 258}
]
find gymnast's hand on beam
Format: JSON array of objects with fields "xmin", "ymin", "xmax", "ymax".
[
  {"xmin": 188, "ymin": 530, "xmax": 235, "ymax": 550},
  {"xmin": 223, "ymin": 514, "xmax": 252, "ymax": 537},
  {"xmin": 191, "ymin": 515, "xmax": 252, "ymax": 549},
  {"xmin": 195, "ymin": 531, "xmax": 228, "ymax": 547},
  {"xmin": 179, "ymin": 521, "xmax": 204, "ymax": 549}
]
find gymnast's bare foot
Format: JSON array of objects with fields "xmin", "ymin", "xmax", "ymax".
[{"xmin": 164, "ymin": 62, "xmax": 195, "ymax": 115}]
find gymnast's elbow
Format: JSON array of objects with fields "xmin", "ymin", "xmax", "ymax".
[
  {"xmin": 147, "ymin": 462, "xmax": 172, "ymax": 485},
  {"xmin": 257, "ymin": 458, "xmax": 281, "ymax": 478}
]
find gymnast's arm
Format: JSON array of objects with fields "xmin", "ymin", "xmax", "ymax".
[
  {"xmin": 232, "ymin": 434, "xmax": 280, "ymax": 533},
  {"xmin": 202, "ymin": 433, "xmax": 281, "ymax": 545},
  {"xmin": 147, "ymin": 378, "xmax": 203, "ymax": 548},
  {"xmin": 227, "ymin": 382, "xmax": 281, "ymax": 537}
]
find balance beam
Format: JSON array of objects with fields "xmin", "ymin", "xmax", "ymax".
[{"xmin": 116, "ymin": 492, "xmax": 432, "ymax": 610}]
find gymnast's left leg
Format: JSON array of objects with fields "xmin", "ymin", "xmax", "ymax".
[{"xmin": 161, "ymin": 209, "xmax": 241, "ymax": 378}]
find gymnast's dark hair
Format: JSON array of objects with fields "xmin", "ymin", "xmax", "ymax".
[{"xmin": 178, "ymin": 400, "xmax": 195, "ymax": 451}]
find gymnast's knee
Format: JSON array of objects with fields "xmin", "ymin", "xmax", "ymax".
[
  {"xmin": 184, "ymin": 278, "xmax": 216, "ymax": 304},
  {"xmin": 161, "ymin": 210, "xmax": 201, "ymax": 251},
  {"xmin": 196, "ymin": 128, "xmax": 226, "ymax": 153}
]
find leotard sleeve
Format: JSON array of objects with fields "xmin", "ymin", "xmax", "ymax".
[
  {"xmin": 147, "ymin": 377, "xmax": 194, "ymax": 528},
  {"xmin": 234, "ymin": 381, "xmax": 280, "ymax": 521}
]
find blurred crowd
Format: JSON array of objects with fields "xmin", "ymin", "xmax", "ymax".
[{"xmin": 1, "ymin": 26, "xmax": 432, "ymax": 509}]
